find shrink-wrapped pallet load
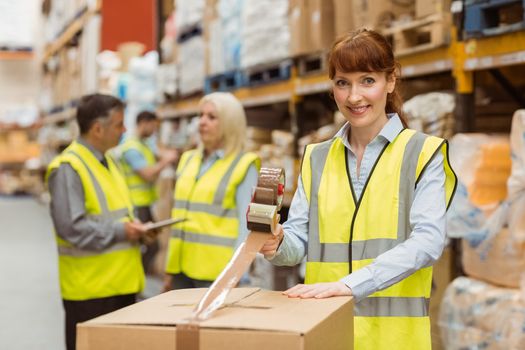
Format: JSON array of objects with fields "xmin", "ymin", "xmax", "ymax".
[{"xmin": 439, "ymin": 277, "xmax": 525, "ymax": 349}]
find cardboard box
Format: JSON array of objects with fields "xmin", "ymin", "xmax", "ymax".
[
  {"xmin": 78, "ymin": 288, "xmax": 354, "ymax": 350},
  {"xmin": 462, "ymin": 228, "xmax": 525, "ymax": 288},
  {"xmin": 334, "ymin": 0, "xmax": 355, "ymax": 37},
  {"xmin": 416, "ymin": 0, "xmax": 449, "ymax": 19},
  {"xmin": 289, "ymin": 0, "xmax": 312, "ymax": 55},
  {"xmin": 352, "ymin": 0, "xmax": 414, "ymax": 29},
  {"xmin": 308, "ymin": 0, "xmax": 335, "ymax": 52}
]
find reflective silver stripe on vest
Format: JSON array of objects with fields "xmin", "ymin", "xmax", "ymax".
[
  {"xmin": 67, "ymin": 150, "xmax": 111, "ymax": 215},
  {"xmin": 171, "ymin": 229, "xmax": 236, "ymax": 247},
  {"xmin": 58, "ymin": 241, "xmax": 134, "ymax": 257},
  {"xmin": 307, "ymin": 239, "xmax": 401, "ymax": 262},
  {"xmin": 306, "ymin": 140, "xmax": 333, "ymax": 261},
  {"xmin": 213, "ymin": 153, "xmax": 244, "ymax": 205},
  {"xmin": 307, "ymin": 132, "xmax": 429, "ymax": 263},
  {"xmin": 173, "ymin": 201, "xmax": 237, "ymax": 218},
  {"xmin": 67, "ymin": 150, "xmax": 132, "ymax": 222},
  {"xmin": 355, "ymin": 297, "xmax": 430, "ymax": 317}
]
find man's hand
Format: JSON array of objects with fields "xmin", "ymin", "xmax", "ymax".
[
  {"xmin": 141, "ymin": 224, "xmax": 159, "ymax": 245},
  {"xmin": 259, "ymin": 224, "xmax": 284, "ymax": 258},
  {"xmin": 160, "ymin": 149, "xmax": 178, "ymax": 166},
  {"xmin": 124, "ymin": 221, "xmax": 148, "ymax": 242},
  {"xmin": 283, "ymin": 282, "xmax": 353, "ymax": 299}
]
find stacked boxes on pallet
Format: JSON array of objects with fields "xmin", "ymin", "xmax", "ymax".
[
  {"xmin": 441, "ymin": 110, "xmax": 525, "ymax": 348},
  {"xmin": 176, "ymin": 0, "xmax": 206, "ymax": 96},
  {"xmin": 203, "ymin": 0, "xmax": 245, "ymax": 93},
  {"xmin": 240, "ymin": 0, "xmax": 290, "ymax": 68}
]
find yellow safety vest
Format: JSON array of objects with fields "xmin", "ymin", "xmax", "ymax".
[
  {"xmin": 301, "ymin": 129, "xmax": 457, "ymax": 350},
  {"xmin": 46, "ymin": 141, "xmax": 145, "ymax": 301},
  {"xmin": 165, "ymin": 149, "xmax": 260, "ymax": 281},
  {"xmin": 119, "ymin": 137, "xmax": 157, "ymax": 207}
]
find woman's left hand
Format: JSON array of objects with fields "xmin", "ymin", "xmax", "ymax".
[{"xmin": 283, "ymin": 282, "xmax": 353, "ymax": 299}]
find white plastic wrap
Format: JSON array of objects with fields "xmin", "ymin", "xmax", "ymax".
[
  {"xmin": 240, "ymin": 0, "xmax": 290, "ymax": 68},
  {"xmin": 403, "ymin": 92, "xmax": 456, "ymax": 139},
  {"xmin": 446, "ymin": 134, "xmax": 511, "ymax": 242},
  {"xmin": 178, "ymin": 35, "xmax": 205, "ymax": 95},
  {"xmin": 208, "ymin": 18, "xmax": 225, "ymax": 75},
  {"xmin": 157, "ymin": 63, "xmax": 178, "ymax": 102},
  {"xmin": 218, "ymin": 0, "xmax": 244, "ymax": 72},
  {"xmin": 0, "ymin": 0, "xmax": 39, "ymax": 47},
  {"xmin": 507, "ymin": 110, "xmax": 525, "ymax": 243},
  {"xmin": 439, "ymin": 276, "xmax": 525, "ymax": 350},
  {"xmin": 125, "ymin": 51, "xmax": 159, "ymax": 133},
  {"xmin": 175, "ymin": 0, "xmax": 205, "ymax": 33}
]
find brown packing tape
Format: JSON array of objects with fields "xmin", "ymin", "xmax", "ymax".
[
  {"xmin": 257, "ymin": 168, "xmax": 285, "ymax": 210},
  {"xmin": 253, "ymin": 186, "xmax": 276, "ymax": 205},
  {"xmin": 176, "ymin": 322, "xmax": 199, "ymax": 350},
  {"xmin": 188, "ymin": 167, "xmax": 285, "ymax": 332},
  {"xmin": 191, "ymin": 232, "xmax": 270, "ymax": 321}
]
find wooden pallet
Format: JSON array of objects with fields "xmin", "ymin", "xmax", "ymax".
[
  {"xmin": 465, "ymin": 0, "xmax": 525, "ymax": 38},
  {"xmin": 204, "ymin": 70, "xmax": 244, "ymax": 94},
  {"xmin": 243, "ymin": 59, "xmax": 292, "ymax": 86},
  {"xmin": 382, "ymin": 13, "xmax": 451, "ymax": 57},
  {"xmin": 296, "ymin": 52, "xmax": 328, "ymax": 76}
]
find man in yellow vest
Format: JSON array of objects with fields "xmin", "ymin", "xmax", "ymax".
[
  {"xmin": 46, "ymin": 94, "xmax": 148, "ymax": 350},
  {"xmin": 119, "ymin": 111, "xmax": 178, "ymax": 273}
]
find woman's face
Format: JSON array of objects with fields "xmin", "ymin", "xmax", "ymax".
[
  {"xmin": 332, "ymin": 70, "xmax": 395, "ymax": 132},
  {"xmin": 199, "ymin": 102, "xmax": 222, "ymax": 151}
]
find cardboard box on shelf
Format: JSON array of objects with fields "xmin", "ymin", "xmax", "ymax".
[
  {"xmin": 308, "ymin": 0, "xmax": 335, "ymax": 52},
  {"xmin": 416, "ymin": 0, "xmax": 449, "ymax": 19},
  {"xmin": 77, "ymin": 288, "xmax": 354, "ymax": 350},
  {"xmin": 289, "ymin": 0, "xmax": 312, "ymax": 55},
  {"xmin": 352, "ymin": 0, "xmax": 414, "ymax": 29},
  {"xmin": 333, "ymin": 0, "xmax": 355, "ymax": 37}
]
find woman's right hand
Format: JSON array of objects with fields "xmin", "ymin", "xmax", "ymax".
[
  {"xmin": 260, "ymin": 224, "xmax": 284, "ymax": 258},
  {"xmin": 162, "ymin": 274, "xmax": 173, "ymax": 293}
]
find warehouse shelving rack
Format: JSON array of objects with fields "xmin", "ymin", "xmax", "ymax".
[{"xmin": 158, "ymin": 27, "xmax": 525, "ymax": 128}]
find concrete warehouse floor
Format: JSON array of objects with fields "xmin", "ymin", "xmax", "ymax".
[{"xmin": 0, "ymin": 195, "xmax": 162, "ymax": 350}]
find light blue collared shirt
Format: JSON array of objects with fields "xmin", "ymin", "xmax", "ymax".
[
  {"xmin": 198, "ymin": 149, "xmax": 258, "ymax": 249},
  {"xmin": 270, "ymin": 114, "xmax": 447, "ymax": 302}
]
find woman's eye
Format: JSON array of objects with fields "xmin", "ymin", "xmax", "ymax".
[
  {"xmin": 363, "ymin": 77, "xmax": 375, "ymax": 85},
  {"xmin": 335, "ymin": 79, "xmax": 348, "ymax": 87}
]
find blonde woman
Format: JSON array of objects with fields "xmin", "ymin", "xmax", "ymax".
[{"xmin": 164, "ymin": 92, "xmax": 260, "ymax": 289}]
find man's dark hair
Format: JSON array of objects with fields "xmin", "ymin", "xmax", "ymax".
[
  {"xmin": 136, "ymin": 110, "xmax": 158, "ymax": 125},
  {"xmin": 76, "ymin": 94, "xmax": 125, "ymax": 134}
]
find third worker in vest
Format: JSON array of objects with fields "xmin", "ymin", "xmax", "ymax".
[
  {"xmin": 119, "ymin": 111, "xmax": 178, "ymax": 274},
  {"xmin": 46, "ymin": 94, "xmax": 149, "ymax": 350},
  {"xmin": 164, "ymin": 92, "xmax": 260, "ymax": 290},
  {"xmin": 260, "ymin": 29, "xmax": 457, "ymax": 350}
]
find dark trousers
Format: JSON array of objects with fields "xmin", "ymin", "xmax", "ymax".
[
  {"xmin": 136, "ymin": 206, "xmax": 159, "ymax": 274},
  {"xmin": 171, "ymin": 273, "xmax": 213, "ymax": 289},
  {"xmin": 63, "ymin": 294, "xmax": 136, "ymax": 350}
]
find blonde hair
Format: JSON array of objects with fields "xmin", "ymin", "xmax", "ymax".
[{"xmin": 198, "ymin": 92, "xmax": 246, "ymax": 156}]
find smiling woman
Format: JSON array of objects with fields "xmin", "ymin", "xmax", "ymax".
[{"xmin": 260, "ymin": 28, "xmax": 457, "ymax": 350}]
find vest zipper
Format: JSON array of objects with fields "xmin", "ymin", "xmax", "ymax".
[{"xmin": 345, "ymin": 143, "xmax": 390, "ymax": 274}]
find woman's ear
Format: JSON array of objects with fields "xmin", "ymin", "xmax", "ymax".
[{"xmin": 386, "ymin": 74, "xmax": 396, "ymax": 94}]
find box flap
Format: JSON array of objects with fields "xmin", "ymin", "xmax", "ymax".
[{"xmin": 84, "ymin": 288, "xmax": 353, "ymax": 334}]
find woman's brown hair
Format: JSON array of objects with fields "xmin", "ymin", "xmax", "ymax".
[{"xmin": 328, "ymin": 28, "xmax": 407, "ymax": 127}]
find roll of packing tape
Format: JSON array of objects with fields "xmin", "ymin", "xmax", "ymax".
[{"xmin": 255, "ymin": 167, "xmax": 285, "ymax": 210}]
